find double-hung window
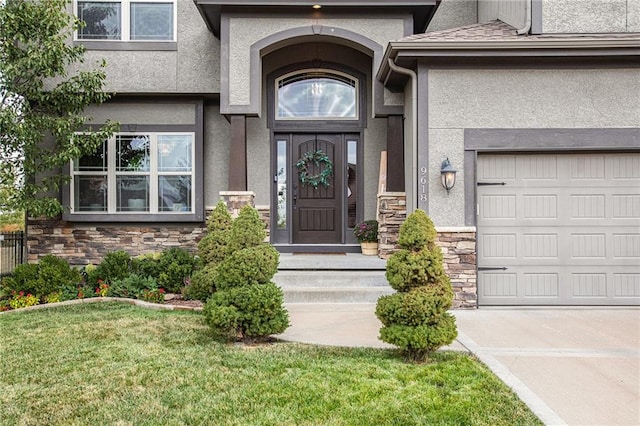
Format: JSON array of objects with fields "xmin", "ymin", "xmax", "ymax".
[
  {"xmin": 71, "ymin": 133, "xmax": 194, "ymax": 215},
  {"xmin": 75, "ymin": 0, "xmax": 175, "ymax": 41}
]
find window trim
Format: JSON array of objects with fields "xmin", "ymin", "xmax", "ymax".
[
  {"xmin": 73, "ymin": 0, "xmax": 177, "ymax": 43},
  {"xmin": 64, "ymin": 128, "xmax": 204, "ymax": 223}
]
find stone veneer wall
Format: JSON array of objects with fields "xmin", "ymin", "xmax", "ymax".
[
  {"xmin": 27, "ymin": 192, "xmax": 261, "ymax": 266},
  {"xmin": 27, "ymin": 218, "xmax": 206, "ymax": 266},
  {"xmin": 436, "ymin": 229, "xmax": 477, "ymax": 309},
  {"xmin": 377, "ymin": 192, "xmax": 478, "ymax": 309}
]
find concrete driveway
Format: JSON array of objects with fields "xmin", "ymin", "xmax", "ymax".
[
  {"xmin": 454, "ymin": 309, "xmax": 640, "ymax": 426},
  {"xmin": 280, "ymin": 305, "xmax": 640, "ymax": 426}
]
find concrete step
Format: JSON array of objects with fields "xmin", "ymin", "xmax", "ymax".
[{"xmin": 274, "ymin": 253, "xmax": 393, "ymax": 304}]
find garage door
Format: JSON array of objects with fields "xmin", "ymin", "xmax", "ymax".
[{"xmin": 477, "ymin": 153, "xmax": 640, "ymax": 306}]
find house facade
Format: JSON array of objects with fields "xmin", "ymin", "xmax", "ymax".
[{"xmin": 28, "ymin": 0, "xmax": 640, "ymax": 307}]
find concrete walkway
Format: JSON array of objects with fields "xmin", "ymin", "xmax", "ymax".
[{"xmin": 277, "ymin": 304, "xmax": 640, "ymax": 426}]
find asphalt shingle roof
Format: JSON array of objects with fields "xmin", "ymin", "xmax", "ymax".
[{"xmin": 396, "ymin": 20, "xmax": 640, "ymax": 43}]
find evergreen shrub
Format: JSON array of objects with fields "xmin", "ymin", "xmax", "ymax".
[
  {"xmin": 89, "ymin": 250, "xmax": 132, "ymax": 286},
  {"xmin": 376, "ymin": 209, "xmax": 457, "ymax": 361},
  {"xmin": 214, "ymin": 244, "xmax": 279, "ymax": 290},
  {"xmin": 109, "ymin": 274, "xmax": 159, "ymax": 299},
  {"xmin": 203, "ymin": 205, "xmax": 289, "ymax": 342},
  {"xmin": 183, "ymin": 265, "xmax": 217, "ymax": 302},
  {"xmin": 197, "ymin": 201, "xmax": 232, "ymax": 265},
  {"xmin": 156, "ymin": 247, "xmax": 200, "ymax": 293},
  {"xmin": 0, "ymin": 255, "xmax": 81, "ymax": 303}
]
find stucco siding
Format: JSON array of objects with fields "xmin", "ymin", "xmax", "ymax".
[
  {"xmin": 427, "ymin": 68, "xmax": 640, "ymax": 227},
  {"xmin": 227, "ymin": 16, "xmax": 406, "ymax": 107},
  {"xmin": 541, "ymin": 0, "xmax": 630, "ymax": 33},
  {"xmin": 84, "ymin": 103, "xmax": 196, "ymax": 125},
  {"xmin": 79, "ymin": 0, "xmax": 219, "ymax": 94},
  {"xmin": 247, "ymin": 115, "xmax": 271, "ymax": 207},
  {"xmin": 630, "ymin": 0, "xmax": 640, "ymax": 32},
  {"xmin": 428, "ymin": 128, "xmax": 466, "ymax": 226},
  {"xmin": 427, "ymin": 0, "xmax": 478, "ymax": 32},
  {"xmin": 203, "ymin": 105, "xmax": 230, "ymax": 208}
]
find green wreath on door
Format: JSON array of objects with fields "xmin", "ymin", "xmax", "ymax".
[{"xmin": 296, "ymin": 150, "xmax": 333, "ymax": 189}]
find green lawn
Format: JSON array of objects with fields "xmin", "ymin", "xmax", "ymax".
[{"xmin": 0, "ymin": 303, "xmax": 542, "ymax": 425}]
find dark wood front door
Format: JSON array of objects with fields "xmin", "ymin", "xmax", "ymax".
[{"xmin": 292, "ymin": 134, "xmax": 343, "ymax": 244}]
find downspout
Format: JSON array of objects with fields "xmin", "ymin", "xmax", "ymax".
[
  {"xmin": 387, "ymin": 57, "xmax": 418, "ymax": 212},
  {"xmin": 516, "ymin": 0, "xmax": 532, "ymax": 35}
]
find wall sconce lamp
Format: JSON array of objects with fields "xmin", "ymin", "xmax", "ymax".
[{"xmin": 440, "ymin": 158, "xmax": 457, "ymax": 194}]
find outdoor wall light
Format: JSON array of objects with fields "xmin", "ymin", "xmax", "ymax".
[
  {"xmin": 440, "ymin": 158, "xmax": 457, "ymax": 194},
  {"xmin": 312, "ymin": 4, "xmax": 322, "ymax": 9}
]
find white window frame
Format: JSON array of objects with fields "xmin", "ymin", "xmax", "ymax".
[
  {"xmin": 70, "ymin": 132, "xmax": 195, "ymax": 215},
  {"xmin": 73, "ymin": 0, "xmax": 177, "ymax": 42}
]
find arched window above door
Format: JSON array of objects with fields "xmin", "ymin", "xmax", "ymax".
[{"xmin": 276, "ymin": 70, "xmax": 358, "ymax": 120}]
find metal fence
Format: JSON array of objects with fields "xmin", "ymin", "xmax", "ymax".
[{"xmin": 0, "ymin": 231, "xmax": 25, "ymax": 277}]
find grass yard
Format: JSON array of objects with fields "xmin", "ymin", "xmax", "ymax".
[{"xmin": 0, "ymin": 303, "xmax": 542, "ymax": 425}]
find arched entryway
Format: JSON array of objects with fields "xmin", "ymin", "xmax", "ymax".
[{"xmin": 264, "ymin": 49, "xmax": 371, "ymax": 250}]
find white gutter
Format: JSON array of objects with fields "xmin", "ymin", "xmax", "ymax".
[
  {"xmin": 516, "ymin": 0, "xmax": 531, "ymax": 35},
  {"xmin": 387, "ymin": 57, "xmax": 418, "ymax": 212}
]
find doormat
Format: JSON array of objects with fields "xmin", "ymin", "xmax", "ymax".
[{"xmin": 292, "ymin": 253, "xmax": 347, "ymax": 255}]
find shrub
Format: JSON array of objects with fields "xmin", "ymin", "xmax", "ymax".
[
  {"xmin": 376, "ymin": 209, "xmax": 457, "ymax": 361},
  {"xmin": 156, "ymin": 247, "xmax": 199, "ymax": 293},
  {"xmin": 198, "ymin": 201, "xmax": 232, "ymax": 265},
  {"xmin": 0, "ymin": 255, "xmax": 81, "ymax": 303},
  {"xmin": 227, "ymin": 205, "xmax": 267, "ymax": 253},
  {"xmin": 183, "ymin": 266, "xmax": 217, "ymax": 302},
  {"xmin": 131, "ymin": 252, "xmax": 162, "ymax": 279},
  {"xmin": 214, "ymin": 245, "xmax": 279, "ymax": 290},
  {"xmin": 203, "ymin": 204, "xmax": 288, "ymax": 342},
  {"xmin": 110, "ymin": 274, "xmax": 158, "ymax": 299},
  {"xmin": 385, "ymin": 249, "xmax": 449, "ymax": 292},
  {"xmin": 1, "ymin": 263, "xmax": 39, "ymax": 296},
  {"xmin": 203, "ymin": 283, "xmax": 289, "ymax": 342},
  {"xmin": 91, "ymin": 250, "xmax": 132, "ymax": 286}
]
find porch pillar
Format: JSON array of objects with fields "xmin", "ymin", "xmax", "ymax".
[
  {"xmin": 386, "ymin": 115, "xmax": 405, "ymax": 192},
  {"xmin": 228, "ymin": 115, "xmax": 247, "ymax": 190}
]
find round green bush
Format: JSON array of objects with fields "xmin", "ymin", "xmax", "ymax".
[
  {"xmin": 156, "ymin": 247, "xmax": 199, "ymax": 293},
  {"xmin": 227, "ymin": 205, "xmax": 267, "ymax": 253},
  {"xmin": 131, "ymin": 252, "xmax": 162, "ymax": 279},
  {"xmin": 377, "ymin": 209, "xmax": 457, "ymax": 360},
  {"xmin": 198, "ymin": 201, "xmax": 233, "ymax": 265},
  {"xmin": 378, "ymin": 313, "xmax": 458, "ymax": 360},
  {"xmin": 203, "ymin": 282, "xmax": 289, "ymax": 342},
  {"xmin": 0, "ymin": 255, "xmax": 81, "ymax": 302},
  {"xmin": 385, "ymin": 248, "xmax": 448, "ymax": 292},
  {"xmin": 397, "ymin": 209, "xmax": 438, "ymax": 250},
  {"xmin": 183, "ymin": 265, "xmax": 217, "ymax": 302},
  {"xmin": 91, "ymin": 250, "xmax": 132, "ymax": 286},
  {"xmin": 376, "ymin": 286, "xmax": 454, "ymax": 327},
  {"xmin": 206, "ymin": 200, "xmax": 233, "ymax": 232},
  {"xmin": 214, "ymin": 244, "xmax": 279, "ymax": 290},
  {"xmin": 109, "ymin": 273, "xmax": 158, "ymax": 298}
]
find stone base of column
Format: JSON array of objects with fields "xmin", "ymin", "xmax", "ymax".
[
  {"xmin": 219, "ymin": 191, "xmax": 256, "ymax": 218},
  {"xmin": 377, "ymin": 192, "xmax": 407, "ymax": 259}
]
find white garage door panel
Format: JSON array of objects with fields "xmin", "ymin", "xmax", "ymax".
[{"xmin": 478, "ymin": 153, "xmax": 640, "ymax": 306}]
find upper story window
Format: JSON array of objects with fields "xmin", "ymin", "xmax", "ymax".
[
  {"xmin": 71, "ymin": 132, "xmax": 194, "ymax": 214},
  {"xmin": 276, "ymin": 70, "xmax": 358, "ymax": 120},
  {"xmin": 75, "ymin": 0, "xmax": 175, "ymax": 41}
]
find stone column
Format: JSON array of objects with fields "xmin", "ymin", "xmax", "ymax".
[
  {"xmin": 377, "ymin": 192, "xmax": 407, "ymax": 258},
  {"xmin": 219, "ymin": 191, "xmax": 255, "ymax": 218},
  {"xmin": 436, "ymin": 227, "xmax": 477, "ymax": 309}
]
